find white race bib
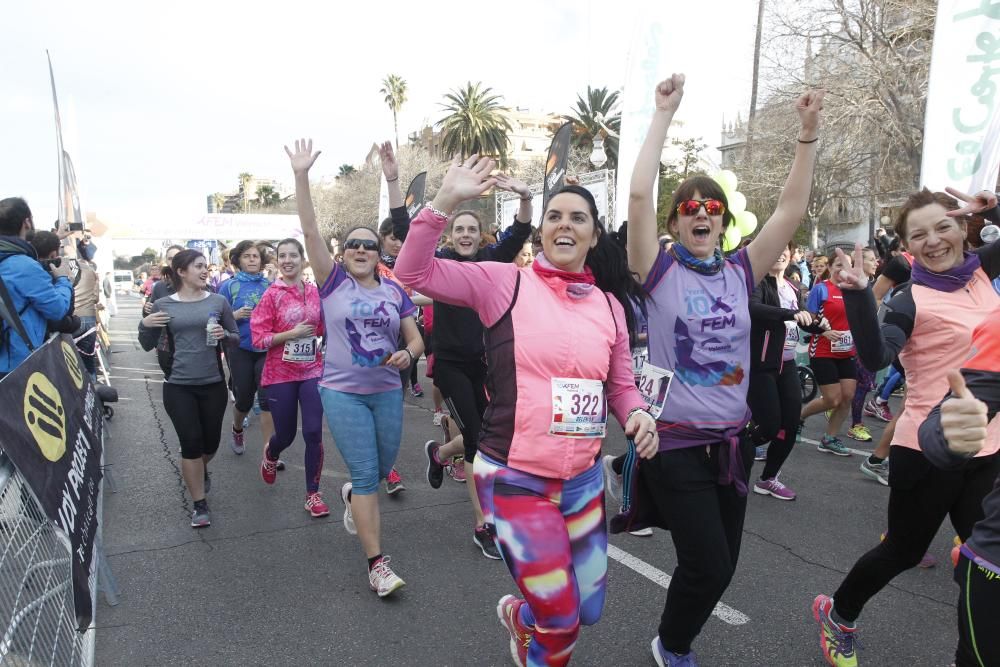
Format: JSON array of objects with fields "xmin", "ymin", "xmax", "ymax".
[
  {"xmin": 831, "ymin": 331, "xmax": 854, "ymax": 354},
  {"xmin": 282, "ymin": 336, "xmax": 318, "ymax": 363},
  {"xmin": 631, "ymin": 347, "xmax": 649, "ymax": 378},
  {"xmin": 550, "ymin": 378, "xmax": 607, "ymax": 438},
  {"xmin": 784, "ymin": 322, "xmax": 799, "ymax": 352},
  {"xmin": 636, "ymin": 360, "xmax": 673, "ymax": 420}
]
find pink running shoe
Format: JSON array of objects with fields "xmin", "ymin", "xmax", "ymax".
[
  {"xmin": 496, "ymin": 595, "xmax": 533, "ymax": 667},
  {"xmin": 304, "ymin": 492, "xmax": 330, "ymax": 518},
  {"xmin": 260, "ymin": 448, "xmax": 278, "ymax": 485},
  {"xmin": 448, "ymin": 456, "xmax": 466, "ymax": 483}
]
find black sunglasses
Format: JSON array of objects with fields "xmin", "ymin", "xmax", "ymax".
[{"xmin": 344, "ymin": 238, "xmax": 378, "ymax": 251}]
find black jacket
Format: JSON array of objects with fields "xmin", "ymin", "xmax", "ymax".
[
  {"xmin": 750, "ymin": 274, "xmax": 824, "ymax": 372},
  {"xmin": 392, "ymin": 206, "xmax": 532, "ymax": 362}
]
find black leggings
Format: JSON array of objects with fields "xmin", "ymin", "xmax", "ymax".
[
  {"xmin": 954, "ymin": 553, "xmax": 1000, "ymax": 667},
  {"xmin": 162, "ymin": 381, "xmax": 229, "ymax": 459},
  {"xmin": 227, "ymin": 347, "xmax": 268, "ymax": 413},
  {"xmin": 433, "ymin": 358, "xmax": 488, "ymax": 461},
  {"xmin": 833, "ymin": 447, "xmax": 1000, "ymax": 622},
  {"xmin": 639, "ymin": 436, "xmax": 755, "ymax": 655},
  {"xmin": 748, "ymin": 362, "xmax": 801, "ymax": 480}
]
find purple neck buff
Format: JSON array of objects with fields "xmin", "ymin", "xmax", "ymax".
[{"xmin": 910, "ymin": 251, "xmax": 981, "ymax": 293}]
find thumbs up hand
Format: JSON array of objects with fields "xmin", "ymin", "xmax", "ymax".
[{"xmin": 940, "ymin": 370, "xmax": 989, "ymax": 455}]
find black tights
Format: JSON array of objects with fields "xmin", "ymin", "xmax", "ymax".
[{"xmin": 747, "ymin": 362, "xmax": 802, "ymax": 480}]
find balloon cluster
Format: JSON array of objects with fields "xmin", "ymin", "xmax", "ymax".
[{"xmin": 713, "ymin": 170, "xmax": 758, "ymax": 251}]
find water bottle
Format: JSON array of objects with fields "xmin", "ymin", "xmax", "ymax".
[{"xmin": 206, "ymin": 312, "xmax": 219, "ymax": 347}]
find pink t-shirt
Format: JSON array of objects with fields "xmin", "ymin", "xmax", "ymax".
[{"xmin": 250, "ymin": 280, "xmax": 324, "ymax": 386}]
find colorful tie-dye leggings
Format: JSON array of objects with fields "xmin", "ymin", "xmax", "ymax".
[{"xmin": 475, "ymin": 454, "xmax": 607, "ymax": 667}]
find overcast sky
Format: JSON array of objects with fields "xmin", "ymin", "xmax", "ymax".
[{"xmin": 1, "ymin": 0, "xmax": 760, "ymax": 238}]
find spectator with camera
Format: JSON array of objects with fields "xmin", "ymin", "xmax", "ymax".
[{"xmin": 0, "ymin": 198, "xmax": 74, "ymax": 379}]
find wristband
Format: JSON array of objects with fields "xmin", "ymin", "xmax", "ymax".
[
  {"xmin": 386, "ymin": 177, "xmax": 398, "ymax": 183},
  {"xmin": 404, "ymin": 348, "xmax": 415, "ymax": 364},
  {"xmin": 519, "ymin": 195, "xmax": 532, "ymax": 201},
  {"xmin": 627, "ymin": 407, "xmax": 654, "ymax": 423},
  {"xmin": 798, "ymin": 137, "xmax": 819, "ymax": 144},
  {"xmin": 425, "ymin": 203, "xmax": 450, "ymax": 219}
]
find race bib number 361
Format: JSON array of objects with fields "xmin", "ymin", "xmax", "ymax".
[{"xmin": 550, "ymin": 378, "xmax": 607, "ymax": 438}]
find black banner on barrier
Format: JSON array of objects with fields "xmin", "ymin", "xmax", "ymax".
[
  {"xmin": 0, "ymin": 335, "xmax": 103, "ymax": 630},
  {"xmin": 405, "ymin": 171, "xmax": 428, "ymax": 219},
  {"xmin": 543, "ymin": 121, "xmax": 573, "ymax": 209}
]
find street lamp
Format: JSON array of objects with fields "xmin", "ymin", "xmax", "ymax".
[{"xmin": 590, "ymin": 135, "xmax": 607, "ymax": 170}]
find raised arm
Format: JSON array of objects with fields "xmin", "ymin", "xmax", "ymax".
[
  {"xmin": 378, "ymin": 141, "xmax": 404, "ymax": 209},
  {"xmin": 482, "ymin": 174, "xmax": 534, "ymax": 262},
  {"xmin": 746, "ymin": 91, "xmax": 824, "ymax": 283},
  {"xmin": 628, "ymin": 74, "xmax": 684, "ymax": 284},
  {"xmin": 285, "ymin": 139, "xmax": 336, "ymax": 287},
  {"xmin": 836, "ymin": 246, "xmax": 909, "ymax": 370}
]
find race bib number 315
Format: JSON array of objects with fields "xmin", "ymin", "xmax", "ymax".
[
  {"xmin": 283, "ymin": 336, "xmax": 317, "ymax": 363},
  {"xmin": 550, "ymin": 378, "xmax": 607, "ymax": 438}
]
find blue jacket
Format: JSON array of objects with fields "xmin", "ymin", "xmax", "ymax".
[
  {"xmin": 0, "ymin": 237, "xmax": 74, "ymax": 373},
  {"xmin": 217, "ymin": 271, "xmax": 270, "ymax": 351}
]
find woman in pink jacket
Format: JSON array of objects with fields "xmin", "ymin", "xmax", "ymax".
[
  {"xmin": 395, "ymin": 156, "xmax": 659, "ymax": 667},
  {"xmin": 250, "ymin": 238, "xmax": 328, "ymax": 517}
]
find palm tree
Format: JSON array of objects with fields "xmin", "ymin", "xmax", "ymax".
[
  {"xmin": 380, "ymin": 74, "xmax": 408, "ymax": 149},
  {"xmin": 337, "ymin": 164, "xmax": 356, "ymax": 179},
  {"xmin": 563, "ymin": 86, "xmax": 621, "ymax": 171},
  {"xmin": 255, "ymin": 184, "xmax": 280, "ymax": 208},
  {"xmin": 437, "ymin": 82, "xmax": 512, "ymax": 168}
]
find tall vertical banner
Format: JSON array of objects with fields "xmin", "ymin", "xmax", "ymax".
[
  {"xmin": 47, "ymin": 52, "xmax": 85, "ymax": 230},
  {"xmin": 404, "ymin": 171, "xmax": 428, "ymax": 219},
  {"xmin": 543, "ymin": 122, "xmax": 573, "ymax": 209},
  {"xmin": 615, "ymin": 1, "xmax": 665, "ymax": 229},
  {"xmin": 0, "ymin": 336, "xmax": 104, "ymax": 630},
  {"xmin": 378, "ymin": 174, "xmax": 390, "ymax": 222},
  {"xmin": 920, "ymin": 2, "xmax": 1000, "ymax": 193}
]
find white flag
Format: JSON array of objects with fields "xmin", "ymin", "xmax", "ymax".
[{"xmin": 920, "ymin": 1, "xmax": 1000, "ymax": 193}]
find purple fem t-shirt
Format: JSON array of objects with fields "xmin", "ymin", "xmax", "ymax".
[
  {"xmin": 643, "ymin": 248, "xmax": 755, "ymax": 428},
  {"xmin": 318, "ymin": 266, "xmax": 416, "ymax": 394}
]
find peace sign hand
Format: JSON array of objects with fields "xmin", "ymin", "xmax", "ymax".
[
  {"xmin": 432, "ymin": 155, "xmax": 497, "ymax": 214},
  {"xmin": 832, "ymin": 243, "xmax": 867, "ymax": 291},
  {"xmin": 944, "ymin": 187, "xmax": 998, "ymax": 218},
  {"xmin": 378, "ymin": 141, "xmax": 399, "ymax": 182},
  {"xmin": 284, "ymin": 138, "xmax": 322, "ymax": 175}
]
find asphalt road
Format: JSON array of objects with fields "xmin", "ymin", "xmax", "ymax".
[{"xmin": 95, "ymin": 296, "xmax": 960, "ymax": 666}]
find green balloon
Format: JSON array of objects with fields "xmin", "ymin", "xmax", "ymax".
[
  {"xmin": 722, "ymin": 225, "xmax": 742, "ymax": 251},
  {"xmin": 736, "ymin": 211, "xmax": 758, "ymax": 236}
]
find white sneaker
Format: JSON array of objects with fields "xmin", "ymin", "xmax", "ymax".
[
  {"xmin": 368, "ymin": 556, "xmax": 406, "ymax": 597},
  {"xmin": 340, "ymin": 483, "xmax": 356, "ymax": 535},
  {"xmin": 602, "ymin": 455, "xmax": 623, "ymax": 502},
  {"xmin": 629, "ymin": 527, "xmax": 653, "ymax": 537},
  {"xmin": 432, "ymin": 410, "xmax": 445, "ymax": 426}
]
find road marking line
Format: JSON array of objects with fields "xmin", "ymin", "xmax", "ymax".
[{"xmin": 606, "ymin": 544, "xmax": 750, "ymax": 626}]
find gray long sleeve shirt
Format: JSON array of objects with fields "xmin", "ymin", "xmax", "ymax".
[{"xmin": 138, "ymin": 292, "xmax": 238, "ymax": 384}]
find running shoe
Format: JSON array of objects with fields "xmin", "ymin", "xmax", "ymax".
[
  {"xmin": 276, "ymin": 459, "xmax": 286, "ymax": 472},
  {"xmin": 448, "ymin": 456, "xmax": 466, "ymax": 483},
  {"xmin": 859, "ymin": 457, "xmax": 889, "ymax": 486},
  {"xmin": 818, "ymin": 435, "xmax": 852, "ymax": 457},
  {"xmin": 474, "ymin": 526, "xmax": 502, "ymax": 560},
  {"xmin": 812, "ymin": 594, "xmax": 859, "ymax": 667},
  {"xmin": 863, "ymin": 399, "xmax": 893, "ymax": 423},
  {"xmin": 425, "ymin": 441, "xmax": 445, "ymax": 489},
  {"xmin": 629, "ymin": 527, "xmax": 654, "ymax": 536},
  {"xmin": 340, "ymin": 483, "xmax": 356, "ymax": 535},
  {"xmin": 497, "ymin": 595, "xmax": 532, "ymax": 667},
  {"xmin": 795, "ymin": 420, "xmax": 805, "ymax": 443},
  {"xmin": 253, "ymin": 402, "xmax": 261, "ymax": 415},
  {"xmin": 602, "ymin": 454, "xmax": 623, "ymax": 503},
  {"xmin": 385, "ymin": 468, "xmax": 405, "ymax": 495},
  {"xmin": 231, "ymin": 427, "xmax": 245, "ymax": 455},
  {"xmin": 261, "ymin": 448, "xmax": 278, "ymax": 485},
  {"xmin": 242, "ymin": 415, "xmax": 250, "ymax": 429},
  {"xmin": 411, "ymin": 382, "xmax": 424, "ymax": 398},
  {"xmin": 304, "ymin": 492, "xmax": 330, "ymax": 518},
  {"xmin": 204, "ymin": 470, "xmax": 212, "ymax": 494},
  {"xmin": 432, "ymin": 409, "xmax": 446, "ymax": 426},
  {"xmin": 190, "ymin": 503, "xmax": 211, "ymax": 528},
  {"xmin": 754, "ymin": 445, "xmax": 768, "ymax": 461},
  {"xmin": 892, "ymin": 385, "xmax": 905, "ymax": 397},
  {"xmin": 847, "ymin": 424, "xmax": 872, "ymax": 442},
  {"xmin": 368, "ymin": 555, "xmax": 406, "ymax": 597},
  {"xmin": 753, "ymin": 475, "xmax": 797, "ymax": 500},
  {"xmin": 651, "ymin": 636, "xmax": 699, "ymax": 667}
]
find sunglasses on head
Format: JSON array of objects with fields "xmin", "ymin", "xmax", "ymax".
[
  {"xmin": 676, "ymin": 199, "xmax": 726, "ymax": 217},
  {"xmin": 344, "ymin": 238, "xmax": 378, "ymax": 251}
]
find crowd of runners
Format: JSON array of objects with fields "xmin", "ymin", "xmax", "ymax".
[{"xmin": 132, "ymin": 75, "xmax": 1000, "ymax": 667}]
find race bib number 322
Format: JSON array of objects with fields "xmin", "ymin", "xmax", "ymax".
[{"xmin": 550, "ymin": 378, "xmax": 607, "ymax": 438}]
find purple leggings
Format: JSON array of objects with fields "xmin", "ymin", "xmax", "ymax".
[
  {"xmin": 851, "ymin": 358, "xmax": 877, "ymax": 425},
  {"xmin": 265, "ymin": 378, "xmax": 324, "ymax": 493}
]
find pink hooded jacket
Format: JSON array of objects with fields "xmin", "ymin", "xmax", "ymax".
[
  {"xmin": 250, "ymin": 280, "xmax": 324, "ymax": 386},
  {"xmin": 395, "ymin": 208, "xmax": 644, "ymax": 480}
]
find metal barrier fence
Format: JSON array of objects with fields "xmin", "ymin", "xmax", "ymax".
[{"xmin": 0, "ymin": 454, "xmax": 98, "ymax": 667}]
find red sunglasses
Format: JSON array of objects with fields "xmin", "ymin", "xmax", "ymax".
[{"xmin": 676, "ymin": 199, "xmax": 726, "ymax": 217}]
